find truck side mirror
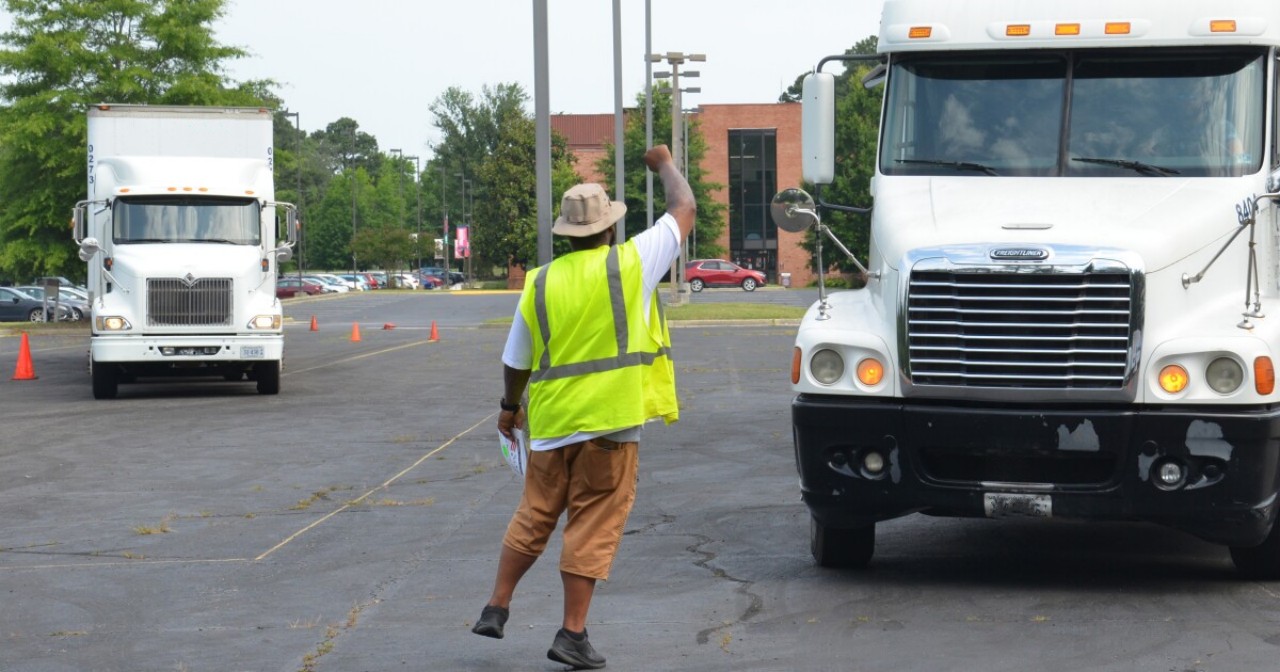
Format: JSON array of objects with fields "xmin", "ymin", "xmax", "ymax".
[
  {"xmin": 78, "ymin": 237, "xmax": 102, "ymax": 261},
  {"xmin": 770, "ymin": 188, "xmax": 819, "ymax": 232},
  {"xmin": 285, "ymin": 208, "xmax": 299, "ymax": 244},
  {"xmin": 802, "ymin": 73, "xmax": 836, "ymax": 185}
]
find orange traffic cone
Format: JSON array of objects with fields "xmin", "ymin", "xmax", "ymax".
[
  {"xmin": 429, "ymin": 320, "xmax": 439, "ymax": 342},
  {"xmin": 350, "ymin": 322, "xmax": 362, "ymax": 342},
  {"xmin": 12, "ymin": 332, "xmax": 36, "ymax": 380},
  {"xmin": 310, "ymin": 315, "xmax": 318, "ymax": 331},
  {"xmin": 382, "ymin": 323, "xmax": 396, "ymax": 330}
]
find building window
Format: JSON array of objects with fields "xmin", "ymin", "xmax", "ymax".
[{"xmin": 727, "ymin": 129, "xmax": 778, "ymax": 278}]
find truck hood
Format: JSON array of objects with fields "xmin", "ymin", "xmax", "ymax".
[
  {"xmin": 107, "ymin": 243, "xmax": 269, "ymax": 289},
  {"xmin": 872, "ymin": 177, "xmax": 1253, "ymax": 272}
]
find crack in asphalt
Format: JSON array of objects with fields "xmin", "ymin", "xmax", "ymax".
[{"xmin": 687, "ymin": 533, "xmax": 764, "ymax": 646}]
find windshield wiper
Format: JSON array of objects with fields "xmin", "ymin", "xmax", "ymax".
[
  {"xmin": 1072, "ymin": 157, "xmax": 1180, "ymax": 177},
  {"xmin": 122, "ymin": 238, "xmax": 171, "ymax": 243},
  {"xmin": 897, "ymin": 158, "xmax": 1000, "ymax": 176}
]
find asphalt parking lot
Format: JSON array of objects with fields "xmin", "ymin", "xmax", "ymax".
[{"xmin": 3, "ymin": 289, "xmax": 1280, "ymax": 672}]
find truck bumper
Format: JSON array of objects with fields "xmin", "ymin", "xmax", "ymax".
[
  {"xmin": 793, "ymin": 395, "xmax": 1280, "ymax": 546},
  {"xmin": 91, "ymin": 334, "xmax": 283, "ymax": 366}
]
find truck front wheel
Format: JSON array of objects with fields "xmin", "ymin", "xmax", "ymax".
[
  {"xmin": 811, "ymin": 515, "xmax": 875, "ymax": 568},
  {"xmin": 255, "ymin": 361, "xmax": 280, "ymax": 395},
  {"xmin": 91, "ymin": 359, "xmax": 118, "ymax": 399},
  {"xmin": 1230, "ymin": 522, "xmax": 1280, "ymax": 579}
]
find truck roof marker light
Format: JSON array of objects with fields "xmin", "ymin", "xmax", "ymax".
[
  {"xmin": 199, "ymin": 187, "xmax": 208, "ymax": 192},
  {"xmin": 118, "ymin": 188, "xmax": 130, "ymax": 193},
  {"xmin": 791, "ymin": 347, "xmax": 802, "ymax": 385},
  {"xmin": 97, "ymin": 104, "xmax": 110, "ymax": 110},
  {"xmin": 1105, "ymin": 22, "xmax": 1132, "ymax": 35},
  {"xmin": 245, "ymin": 190, "xmax": 255, "ymax": 195},
  {"xmin": 1159, "ymin": 365, "xmax": 1189, "ymax": 394},
  {"xmin": 1210, "ymin": 20, "xmax": 1237, "ymax": 33},
  {"xmin": 856, "ymin": 358, "xmax": 884, "ymax": 386},
  {"xmin": 1055, "ymin": 23, "xmax": 1081, "ymax": 36},
  {"xmin": 182, "ymin": 186, "xmax": 193, "ymax": 192},
  {"xmin": 1255, "ymin": 357, "xmax": 1275, "ymax": 395},
  {"xmin": 167, "ymin": 187, "xmax": 177, "ymax": 192},
  {"xmin": 1006, "ymin": 24, "xmax": 1031, "ymax": 37},
  {"xmin": 908, "ymin": 26, "xmax": 932, "ymax": 39}
]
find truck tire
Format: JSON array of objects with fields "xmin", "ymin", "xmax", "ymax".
[
  {"xmin": 91, "ymin": 359, "xmax": 118, "ymax": 399},
  {"xmin": 810, "ymin": 515, "xmax": 875, "ymax": 568},
  {"xmin": 256, "ymin": 361, "xmax": 280, "ymax": 395},
  {"xmin": 1230, "ymin": 522, "xmax": 1280, "ymax": 579}
]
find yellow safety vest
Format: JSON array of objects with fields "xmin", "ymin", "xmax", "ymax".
[{"xmin": 518, "ymin": 242, "xmax": 679, "ymax": 440}]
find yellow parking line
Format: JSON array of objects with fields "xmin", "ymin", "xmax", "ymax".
[{"xmin": 255, "ymin": 413, "xmax": 496, "ymax": 561}]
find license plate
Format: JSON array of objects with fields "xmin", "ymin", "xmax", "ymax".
[
  {"xmin": 241, "ymin": 346, "xmax": 265, "ymax": 359},
  {"xmin": 983, "ymin": 493, "xmax": 1052, "ymax": 519}
]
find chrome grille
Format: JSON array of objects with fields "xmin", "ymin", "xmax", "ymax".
[
  {"xmin": 147, "ymin": 278, "xmax": 233, "ymax": 327},
  {"xmin": 906, "ymin": 269, "xmax": 1133, "ymax": 389}
]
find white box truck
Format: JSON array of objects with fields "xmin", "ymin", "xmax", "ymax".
[
  {"xmin": 72, "ymin": 104, "xmax": 296, "ymax": 399},
  {"xmin": 779, "ymin": 0, "xmax": 1280, "ymax": 576}
]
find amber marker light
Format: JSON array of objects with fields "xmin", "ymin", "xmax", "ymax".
[
  {"xmin": 1105, "ymin": 22, "xmax": 1132, "ymax": 35},
  {"xmin": 791, "ymin": 347, "xmax": 802, "ymax": 384},
  {"xmin": 1006, "ymin": 24, "xmax": 1031, "ymax": 37},
  {"xmin": 1159, "ymin": 365, "xmax": 1190, "ymax": 393},
  {"xmin": 1055, "ymin": 23, "xmax": 1081, "ymax": 36},
  {"xmin": 1210, "ymin": 20, "xmax": 1237, "ymax": 33},
  {"xmin": 857, "ymin": 358, "xmax": 885, "ymax": 386},
  {"xmin": 1256, "ymin": 357, "xmax": 1275, "ymax": 395},
  {"xmin": 908, "ymin": 26, "xmax": 932, "ymax": 39}
]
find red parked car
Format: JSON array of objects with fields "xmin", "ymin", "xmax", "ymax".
[
  {"xmin": 685, "ymin": 259, "xmax": 767, "ymax": 292},
  {"xmin": 276, "ymin": 277, "xmax": 327, "ymax": 299}
]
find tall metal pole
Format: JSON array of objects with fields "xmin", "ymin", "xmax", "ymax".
[
  {"xmin": 533, "ymin": 0, "xmax": 552, "ymax": 267},
  {"xmin": 612, "ymin": 0, "xmax": 625, "ymax": 243},
  {"xmin": 350, "ymin": 126, "xmax": 357, "ymax": 278},
  {"xmin": 406, "ymin": 155, "xmax": 421, "ymax": 273},
  {"xmin": 645, "ymin": 0, "xmax": 653, "ymax": 233},
  {"xmin": 438, "ymin": 166, "xmax": 449, "ymax": 289}
]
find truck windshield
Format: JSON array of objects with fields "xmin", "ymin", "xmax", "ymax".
[
  {"xmin": 112, "ymin": 196, "xmax": 261, "ymax": 245},
  {"xmin": 880, "ymin": 48, "xmax": 1266, "ymax": 178}
]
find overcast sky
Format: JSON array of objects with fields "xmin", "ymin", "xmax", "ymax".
[{"xmin": 213, "ymin": 0, "xmax": 884, "ymax": 158}]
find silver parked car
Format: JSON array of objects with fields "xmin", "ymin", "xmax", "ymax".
[
  {"xmin": 0, "ymin": 287, "xmax": 74, "ymax": 322},
  {"xmin": 17, "ymin": 286, "xmax": 90, "ymax": 321}
]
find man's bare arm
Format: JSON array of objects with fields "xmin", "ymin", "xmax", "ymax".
[{"xmin": 643, "ymin": 145, "xmax": 697, "ymax": 242}]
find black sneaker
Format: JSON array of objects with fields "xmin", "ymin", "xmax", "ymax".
[
  {"xmin": 547, "ymin": 628, "xmax": 606, "ymax": 670},
  {"xmin": 470, "ymin": 605, "xmax": 508, "ymax": 639}
]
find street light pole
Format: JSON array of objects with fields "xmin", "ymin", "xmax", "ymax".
[
  {"xmin": 649, "ymin": 51, "xmax": 705, "ymax": 303},
  {"xmin": 438, "ymin": 166, "xmax": 449, "ymax": 290},
  {"xmin": 405, "ymin": 155, "xmax": 421, "ymax": 273},
  {"xmin": 349, "ymin": 126, "xmax": 358, "ymax": 278}
]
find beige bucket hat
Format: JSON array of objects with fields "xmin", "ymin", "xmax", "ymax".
[{"xmin": 551, "ymin": 183, "xmax": 627, "ymax": 237}]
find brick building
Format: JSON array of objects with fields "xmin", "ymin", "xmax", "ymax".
[{"xmin": 551, "ymin": 103, "xmax": 815, "ymax": 288}]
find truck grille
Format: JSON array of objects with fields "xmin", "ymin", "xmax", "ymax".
[
  {"xmin": 906, "ymin": 269, "xmax": 1134, "ymax": 389},
  {"xmin": 147, "ymin": 277, "xmax": 233, "ymax": 327}
]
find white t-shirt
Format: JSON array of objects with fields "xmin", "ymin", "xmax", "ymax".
[{"xmin": 503, "ymin": 213, "xmax": 682, "ymax": 450}]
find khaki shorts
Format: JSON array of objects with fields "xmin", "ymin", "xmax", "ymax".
[{"xmin": 502, "ymin": 437, "xmax": 639, "ymax": 580}]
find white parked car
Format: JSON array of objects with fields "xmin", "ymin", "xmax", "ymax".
[
  {"xmin": 394, "ymin": 273, "xmax": 421, "ymax": 290},
  {"xmin": 312, "ymin": 272, "xmax": 356, "ymax": 291},
  {"xmin": 303, "ymin": 275, "xmax": 349, "ymax": 293}
]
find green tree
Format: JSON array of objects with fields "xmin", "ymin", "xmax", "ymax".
[
  {"xmin": 428, "ymin": 83, "xmax": 578, "ymax": 274},
  {"xmin": 0, "ymin": 0, "xmax": 268, "ymax": 282},
  {"xmin": 596, "ymin": 85, "xmax": 726, "ymax": 260}
]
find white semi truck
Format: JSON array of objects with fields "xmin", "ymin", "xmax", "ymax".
[
  {"xmin": 72, "ymin": 104, "xmax": 296, "ymax": 399},
  {"xmin": 778, "ymin": 0, "xmax": 1280, "ymax": 577}
]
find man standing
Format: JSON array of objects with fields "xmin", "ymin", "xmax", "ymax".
[{"xmin": 472, "ymin": 144, "xmax": 696, "ymax": 670}]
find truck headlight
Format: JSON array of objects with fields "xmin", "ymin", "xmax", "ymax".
[
  {"xmin": 96, "ymin": 316, "xmax": 132, "ymax": 331},
  {"xmin": 248, "ymin": 315, "xmax": 282, "ymax": 330},
  {"xmin": 1206, "ymin": 357, "xmax": 1243, "ymax": 394},
  {"xmin": 810, "ymin": 348, "xmax": 844, "ymax": 385}
]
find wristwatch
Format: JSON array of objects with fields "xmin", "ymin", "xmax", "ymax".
[{"xmin": 500, "ymin": 398, "xmax": 521, "ymax": 413}]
